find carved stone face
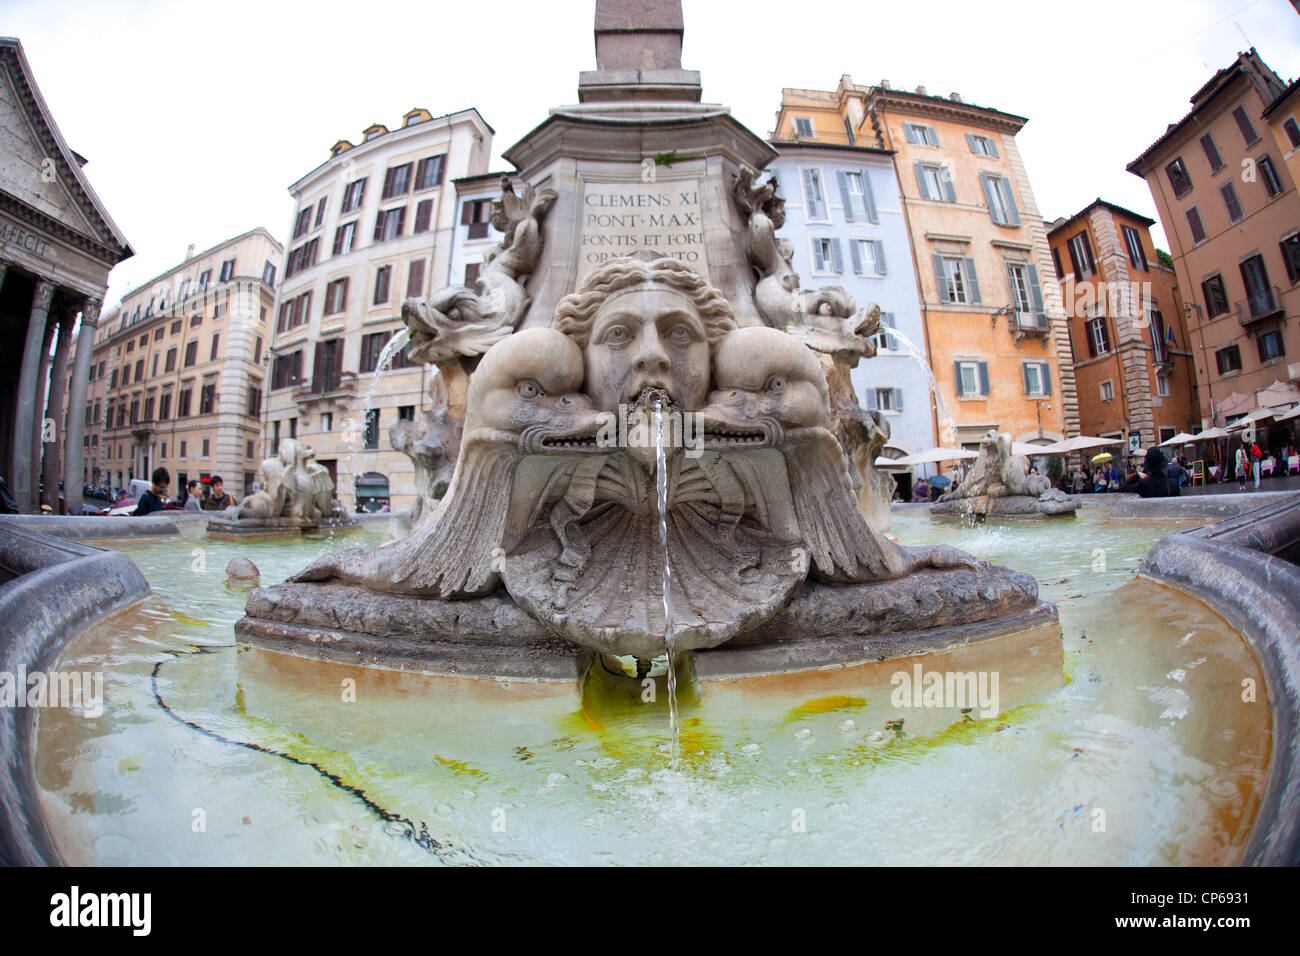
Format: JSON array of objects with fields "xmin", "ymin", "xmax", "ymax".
[{"xmin": 583, "ymin": 286, "xmax": 711, "ymax": 412}]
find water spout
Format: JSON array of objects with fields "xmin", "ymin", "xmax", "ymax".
[
  {"xmin": 652, "ymin": 399, "xmax": 680, "ymax": 769},
  {"xmin": 878, "ymin": 326, "xmax": 956, "ymax": 451}
]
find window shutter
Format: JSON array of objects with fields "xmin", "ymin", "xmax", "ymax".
[
  {"xmin": 953, "ymin": 361, "xmax": 964, "ymax": 395},
  {"xmin": 373, "ymin": 213, "xmax": 385, "ymax": 241},
  {"xmin": 1067, "ymin": 240, "xmax": 1083, "ymax": 279},
  {"xmin": 978, "ymin": 361, "xmax": 990, "ymax": 395},
  {"xmin": 865, "ymin": 388, "xmax": 878, "ymax": 410},
  {"xmin": 1086, "ymin": 322, "xmax": 1098, "ymax": 358},
  {"xmin": 1051, "ymin": 247, "xmax": 1064, "ymax": 280},
  {"xmin": 830, "ymin": 238, "xmax": 844, "ymax": 273},
  {"xmin": 1043, "ymin": 364, "xmax": 1052, "ymax": 395},
  {"xmin": 860, "ymin": 169, "xmax": 878, "ymax": 223},
  {"xmin": 934, "ymin": 255, "xmax": 950, "ymax": 302},
  {"xmin": 964, "ymin": 258, "xmax": 982, "ymax": 304},
  {"xmin": 1027, "ymin": 265, "xmax": 1047, "ymax": 326},
  {"xmin": 980, "ymin": 173, "xmax": 1001, "ymax": 224},
  {"xmin": 941, "ymin": 167, "xmax": 957, "ymax": 202},
  {"xmin": 1023, "ymin": 363, "xmax": 1032, "ymax": 394},
  {"xmin": 837, "ymin": 170, "xmax": 854, "ymax": 222},
  {"xmin": 893, "ymin": 388, "xmax": 904, "ymax": 411},
  {"xmin": 873, "ymin": 240, "xmax": 887, "ymax": 275},
  {"xmin": 461, "ymin": 202, "xmax": 474, "ymax": 225},
  {"xmin": 914, "ymin": 162, "xmax": 931, "ymax": 200},
  {"xmin": 986, "ymin": 136, "xmax": 999, "ymax": 159},
  {"xmin": 1081, "ymin": 233, "xmax": 1097, "ymax": 275},
  {"xmin": 802, "ymin": 169, "xmax": 823, "ymax": 218},
  {"xmin": 1001, "ymin": 179, "xmax": 1021, "ymax": 226},
  {"xmin": 849, "ymin": 239, "xmax": 863, "ymax": 275},
  {"xmin": 966, "ymin": 132, "xmax": 978, "ymax": 153}
]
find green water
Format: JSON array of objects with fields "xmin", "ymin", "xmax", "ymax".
[{"xmin": 35, "ymin": 513, "xmax": 1270, "ymax": 865}]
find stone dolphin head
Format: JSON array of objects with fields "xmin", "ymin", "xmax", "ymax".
[{"xmin": 699, "ymin": 327, "xmax": 831, "ymax": 449}]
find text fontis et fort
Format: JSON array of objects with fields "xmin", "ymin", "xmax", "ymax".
[{"xmin": 578, "ymin": 180, "xmax": 709, "ymax": 281}]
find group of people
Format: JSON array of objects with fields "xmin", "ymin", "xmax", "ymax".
[{"xmin": 130, "ymin": 469, "xmax": 236, "ymax": 516}]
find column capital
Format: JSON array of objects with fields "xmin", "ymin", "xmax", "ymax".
[
  {"xmin": 80, "ymin": 296, "xmax": 103, "ymax": 327},
  {"xmin": 33, "ymin": 277, "xmax": 55, "ymax": 312}
]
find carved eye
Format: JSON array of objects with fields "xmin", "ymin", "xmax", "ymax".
[
  {"xmin": 602, "ymin": 326, "xmax": 630, "ymax": 346},
  {"xmin": 668, "ymin": 324, "xmax": 692, "ymax": 346},
  {"xmin": 517, "ymin": 379, "xmax": 542, "ymax": 399},
  {"xmin": 766, "ymin": 375, "xmax": 787, "ymax": 392}
]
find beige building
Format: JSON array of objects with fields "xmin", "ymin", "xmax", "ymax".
[
  {"xmin": 267, "ymin": 107, "xmax": 493, "ymax": 511},
  {"xmin": 78, "ymin": 228, "xmax": 282, "ymax": 497},
  {"xmin": 1127, "ymin": 50, "xmax": 1299, "ymax": 428}
]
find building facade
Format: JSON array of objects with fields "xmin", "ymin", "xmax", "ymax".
[
  {"xmin": 1047, "ymin": 200, "xmax": 1199, "ymax": 453},
  {"xmin": 1, "ymin": 38, "xmax": 132, "ymax": 512},
  {"xmin": 77, "ymin": 228, "xmax": 281, "ymax": 497},
  {"xmin": 1127, "ymin": 50, "xmax": 1299, "ymax": 428},
  {"xmin": 774, "ymin": 77, "xmax": 1075, "ymax": 453},
  {"xmin": 266, "ymin": 107, "xmax": 493, "ymax": 511},
  {"xmin": 765, "ymin": 141, "xmax": 935, "ymax": 463}
]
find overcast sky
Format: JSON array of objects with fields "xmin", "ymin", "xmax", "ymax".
[{"xmin": 7, "ymin": 0, "xmax": 1299, "ymax": 309}]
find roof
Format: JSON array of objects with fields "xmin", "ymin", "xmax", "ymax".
[
  {"xmin": 0, "ymin": 37, "xmax": 133, "ymax": 265},
  {"xmin": 1046, "ymin": 198, "xmax": 1155, "ymax": 237},
  {"xmin": 1262, "ymin": 76, "xmax": 1300, "ymax": 119},
  {"xmin": 767, "ymin": 139, "xmax": 894, "ymax": 157}
]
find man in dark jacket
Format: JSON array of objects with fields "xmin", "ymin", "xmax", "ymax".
[
  {"xmin": 203, "ymin": 475, "xmax": 236, "ymax": 510},
  {"xmin": 132, "ymin": 467, "xmax": 170, "ymax": 515},
  {"xmin": 1137, "ymin": 448, "xmax": 1180, "ymax": 499}
]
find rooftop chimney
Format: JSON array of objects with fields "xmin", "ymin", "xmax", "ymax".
[
  {"xmin": 185, "ymin": 243, "xmax": 195, "ymax": 260},
  {"xmin": 949, "ymin": 92, "xmax": 962, "ymax": 102},
  {"xmin": 916, "ymin": 85, "xmax": 928, "ymax": 96}
]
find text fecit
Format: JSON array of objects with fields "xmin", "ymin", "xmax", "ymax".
[{"xmin": 49, "ymin": 886, "xmax": 151, "ymax": 936}]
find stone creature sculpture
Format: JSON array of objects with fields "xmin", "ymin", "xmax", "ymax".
[
  {"xmin": 388, "ymin": 370, "xmax": 462, "ymax": 535},
  {"xmin": 733, "ymin": 165, "xmax": 878, "ymax": 362},
  {"xmin": 236, "ymin": 438, "xmax": 336, "ymax": 524},
  {"xmin": 403, "ymin": 177, "xmax": 558, "ymax": 366},
  {"xmin": 941, "ymin": 429, "xmax": 1043, "ymax": 500}
]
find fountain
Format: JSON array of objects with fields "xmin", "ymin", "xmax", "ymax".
[{"xmin": 930, "ymin": 429, "xmax": 1078, "ymax": 521}]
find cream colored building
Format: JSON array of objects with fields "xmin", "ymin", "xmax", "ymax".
[
  {"xmin": 77, "ymin": 227, "xmax": 282, "ymax": 497},
  {"xmin": 266, "ymin": 107, "xmax": 493, "ymax": 511}
]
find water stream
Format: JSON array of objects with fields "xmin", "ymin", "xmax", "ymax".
[
  {"xmin": 879, "ymin": 326, "xmax": 956, "ymax": 451},
  {"xmin": 652, "ymin": 401, "xmax": 680, "ymax": 769},
  {"xmin": 339, "ymin": 327, "xmax": 413, "ymax": 502}
]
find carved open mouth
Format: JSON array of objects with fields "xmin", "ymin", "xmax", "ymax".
[
  {"xmin": 538, "ymin": 434, "xmax": 603, "ymax": 451},
  {"xmin": 701, "ymin": 425, "xmax": 769, "ymax": 448}
]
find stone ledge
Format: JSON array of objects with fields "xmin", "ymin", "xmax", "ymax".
[{"xmin": 0, "ymin": 513, "xmax": 181, "ymax": 541}]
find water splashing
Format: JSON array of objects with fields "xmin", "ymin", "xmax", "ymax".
[
  {"xmin": 878, "ymin": 326, "xmax": 955, "ymax": 449},
  {"xmin": 340, "ymin": 327, "xmax": 413, "ymax": 504},
  {"xmin": 652, "ymin": 400, "xmax": 680, "ymax": 769}
]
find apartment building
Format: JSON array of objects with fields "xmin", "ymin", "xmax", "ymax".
[
  {"xmin": 1127, "ymin": 50, "xmax": 1299, "ymax": 428},
  {"xmin": 267, "ymin": 107, "xmax": 493, "ymax": 511},
  {"xmin": 78, "ymin": 228, "xmax": 281, "ymax": 496},
  {"xmin": 764, "ymin": 140, "xmax": 934, "ymax": 465},
  {"xmin": 774, "ymin": 77, "xmax": 1075, "ymax": 452},
  {"xmin": 1047, "ymin": 200, "xmax": 1198, "ymax": 452}
]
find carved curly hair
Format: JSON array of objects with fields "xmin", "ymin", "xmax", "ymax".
[{"xmin": 553, "ymin": 254, "xmax": 736, "ymax": 348}]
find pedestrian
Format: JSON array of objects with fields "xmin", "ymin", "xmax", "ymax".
[
  {"xmin": 1138, "ymin": 448, "xmax": 1180, "ymax": 499},
  {"xmin": 132, "ymin": 467, "xmax": 170, "ymax": 516},
  {"xmin": 1250, "ymin": 440, "xmax": 1263, "ymax": 488},
  {"xmin": 183, "ymin": 479, "xmax": 203, "ymax": 512},
  {"xmin": 1165, "ymin": 456, "xmax": 1187, "ymax": 487},
  {"xmin": 1235, "ymin": 444, "xmax": 1248, "ymax": 490},
  {"xmin": 203, "ymin": 475, "xmax": 236, "ymax": 510}
]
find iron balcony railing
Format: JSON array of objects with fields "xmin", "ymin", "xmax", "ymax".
[{"xmin": 1237, "ymin": 285, "xmax": 1284, "ymax": 326}]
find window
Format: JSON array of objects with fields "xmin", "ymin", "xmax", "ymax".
[
  {"xmin": 407, "ymin": 258, "xmax": 426, "ymax": 297},
  {"xmin": 157, "ymin": 391, "xmax": 170, "ymax": 421},
  {"xmin": 333, "ymin": 220, "xmax": 358, "ymax": 256},
  {"xmin": 183, "ymin": 341, "xmax": 198, "ymax": 367},
  {"xmin": 286, "ymin": 238, "xmax": 320, "ymax": 278},
  {"xmin": 843, "ymin": 117, "xmax": 855, "ymax": 146},
  {"xmin": 915, "ymin": 162, "xmax": 955, "ymax": 202},
  {"xmin": 219, "ymin": 259, "xmax": 235, "ymax": 282},
  {"xmin": 374, "ymin": 265, "xmax": 392, "ymax": 304},
  {"xmin": 967, "ymin": 133, "xmax": 998, "ymax": 157},
  {"xmin": 360, "ymin": 331, "xmax": 402, "ymax": 373},
  {"xmin": 154, "ymin": 327, "xmax": 163, "ymax": 341},
  {"xmin": 178, "ymin": 280, "xmax": 189, "ymax": 302},
  {"xmin": 1259, "ymin": 156, "xmax": 1283, "ymax": 198},
  {"xmin": 398, "ymin": 405, "xmax": 415, "ymax": 422},
  {"xmin": 1086, "ymin": 316, "xmax": 1111, "ymax": 356},
  {"xmin": 1051, "ymin": 247, "xmax": 1065, "ymax": 280},
  {"xmin": 342, "ymin": 178, "xmax": 367, "ymax": 214},
  {"xmin": 1200, "ymin": 133, "xmax": 1224, "ymax": 172},
  {"xmin": 1067, "ymin": 231, "xmax": 1096, "ymax": 278},
  {"xmin": 794, "ymin": 117, "xmax": 813, "ymax": 138},
  {"xmin": 201, "ymin": 438, "xmax": 210, "ymax": 457},
  {"xmin": 838, "ymin": 170, "xmax": 876, "ymax": 222},
  {"xmin": 1166, "ymin": 157, "xmax": 1192, "ymax": 197},
  {"xmin": 374, "ymin": 206, "xmax": 406, "ymax": 242},
  {"xmin": 324, "ymin": 278, "xmax": 349, "ymax": 314},
  {"xmin": 179, "ymin": 440, "xmax": 187, "ymax": 458},
  {"xmin": 811, "ymin": 237, "xmax": 842, "ymax": 273},
  {"xmin": 1257, "ymin": 329, "xmax": 1286, "ymax": 362},
  {"xmin": 1202, "ymin": 274, "xmax": 1229, "ymax": 317},
  {"xmin": 1285, "ymin": 117, "xmax": 1300, "ymax": 149},
  {"xmin": 1100, "ymin": 380, "xmax": 1114, "ymax": 402},
  {"xmin": 851, "ymin": 239, "xmax": 886, "ymax": 275},
  {"xmin": 1156, "ymin": 373, "xmax": 1171, "ymax": 397},
  {"xmin": 1121, "ymin": 225, "xmax": 1149, "ymax": 271},
  {"xmin": 292, "ymin": 207, "xmax": 312, "ymax": 240},
  {"xmin": 872, "ymin": 387, "xmax": 902, "ymax": 412},
  {"xmin": 1022, "ymin": 361, "xmax": 1051, "ymax": 396},
  {"xmin": 381, "ymin": 163, "xmax": 412, "ymax": 200},
  {"xmin": 934, "ymin": 255, "xmax": 980, "ymax": 305},
  {"xmin": 903, "ymin": 122, "xmax": 938, "ymax": 146},
  {"xmin": 134, "ymin": 359, "xmax": 144, "ymax": 382},
  {"xmin": 980, "ymin": 173, "xmax": 1020, "ymax": 226},
  {"xmin": 954, "ymin": 360, "xmax": 989, "ymax": 396},
  {"xmin": 110, "ymin": 368, "xmax": 118, "ymax": 389},
  {"xmin": 1006, "ymin": 262, "xmax": 1046, "ymax": 327},
  {"xmin": 254, "ymin": 335, "xmax": 263, "ymax": 364},
  {"xmin": 1282, "ymin": 233, "xmax": 1300, "ymax": 284},
  {"xmin": 152, "ymin": 353, "xmax": 159, "ymax": 377},
  {"xmin": 801, "ymin": 168, "xmax": 827, "ymax": 220},
  {"xmin": 363, "ymin": 409, "xmax": 380, "ymax": 450},
  {"xmin": 314, "ymin": 196, "xmax": 327, "ymax": 227},
  {"xmin": 1220, "ymin": 182, "xmax": 1244, "ymax": 223},
  {"xmin": 1186, "ymin": 206, "xmax": 1206, "ymax": 244},
  {"xmin": 276, "ymin": 291, "xmax": 311, "ymax": 333},
  {"xmin": 465, "ymin": 262, "xmax": 481, "ymax": 286},
  {"xmin": 413, "ymin": 200, "xmax": 433, "ymax": 234},
  {"xmin": 1240, "ymin": 253, "xmax": 1275, "ymax": 316},
  {"xmin": 271, "ymin": 350, "xmax": 303, "ymax": 390},
  {"xmin": 210, "ymin": 333, "xmax": 220, "ymax": 361},
  {"xmin": 1215, "ymin": 344, "xmax": 1242, "ymax": 375},
  {"xmin": 1149, "ymin": 308, "xmax": 1170, "ymax": 364},
  {"xmin": 262, "ymin": 261, "xmax": 276, "ymax": 286},
  {"xmin": 199, "ymin": 382, "xmax": 216, "ymax": 415},
  {"xmin": 415, "ymin": 155, "xmax": 445, "ymax": 191},
  {"xmin": 1231, "ymin": 104, "xmax": 1259, "ymax": 146},
  {"xmin": 170, "ymin": 320, "xmax": 181, "ymax": 335},
  {"xmin": 177, "ymin": 386, "xmax": 192, "ymax": 418}
]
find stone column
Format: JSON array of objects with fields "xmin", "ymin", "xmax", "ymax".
[
  {"xmin": 29, "ymin": 311, "xmax": 58, "ymax": 504},
  {"xmin": 41, "ymin": 306, "xmax": 76, "ymax": 511},
  {"xmin": 62, "ymin": 298, "xmax": 101, "ymax": 512},
  {"xmin": 12, "ymin": 278, "xmax": 55, "ymax": 512}
]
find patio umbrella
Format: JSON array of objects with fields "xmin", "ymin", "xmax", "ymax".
[
  {"xmin": 927, "ymin": 474, "xmax": 952, "ymax": 488},
  {"xmin": 1011, "ymin": 441, "xmax": 1056, "ymax": 457},
  {"xmin": 1272, "ymin": 405, "xmax": 1300, "ymax": 424},
  {"xmin": 1041, "ymin": 435, "xmax": 1124, "ymax": 454},
  {"xmin": 1090, "ymin": 452, "xmax": 1113, "ymax": 464},
  {"xmin": 1192, "ymin": 426, "xmax": 1229, "ymax": 440},
  {"xmin": 1228, "ymin": 408, "xmax": 1277, "ymax": 428},
  {"xmin": 1158, "ymin": 432, "xmax": 1199, "ymax": 447},
  {"xmin": 886, "ymin": 446, "xmax": 978, "ymax": 466}
]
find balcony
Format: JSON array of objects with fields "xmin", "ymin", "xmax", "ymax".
[
  {"xmin": 293, "ymin": 370, "xmax": 357, "ymax": 406},
  {"xmin": 1237, "ymin": 286, "xmax": 1285, "ymax": 327}
]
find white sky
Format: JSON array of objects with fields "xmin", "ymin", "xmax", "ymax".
[{"xmin": 7, "ymin": 0, "xmax": 1299, "ymax": 309}]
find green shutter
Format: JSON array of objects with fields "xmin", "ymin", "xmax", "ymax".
[
  {"xmin": 830, "ymin": 238, "xmax": 844, "ymax": 273},
  {"xmin": 953, "ymin": 360, "xmax": 964, "ymax": 395},
  {"xmin": 941, "ymin": 167, "xmax": 957, "ymax": 202},
  {"xmin": 836, "ymin": 170, "xmax": 854, "ymax": 222},
  {"xmin": 861, "ymin": 168, "xmax": 878, "ymax": 222},
  {"xmin": 914, "ymin": 162, "xmax": 930, "ymax": 200},
  {"xmin": 1043, "ymin": 364, "xmax": 1052, "ymax": 395},
  {"xmin": 874, "ymin": 240, "xmax": 887, "ymax": 275},
  {"xmin": 934, "ymin": 255, "xmax": 950, "ymax": 302},
  {"xmin": 1023, "ymin": 363, "xmax": 1033, "ymax": 394},
  {"xmin": 1001, "ymin": 179, "xmax": 1021, "ymax": 226},
  {"xmin": 980, "ymin": 173, "xmax": 1001, "ymax": 224},
  {"xmin": 893, "ymin": 388, "xmax": 904, "ymax": 411},
  {"xmin": 849, "ymin": 238, "xmax": 862, "ymax": 274},
  {"xmin": 965, "ymin": 258, "xmax": 982, "ymax": 304},
  {"xmin": 1027, "ymin": 265, "xmax": 1047, "ymax": 326},
  {"xmin": 966, "ymin": 132, "xmax": 978, "ymax": 153},
  {"xmin": 978, "ymin": 361, "xmax": 990, "ymax": 395}
]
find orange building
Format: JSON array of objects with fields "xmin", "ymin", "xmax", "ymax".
[
  {"xmin": 1047, "ymin": 200, "xmax": 1199, "ymax": 456},
  {"xmin": 774, "ymin": 77, "xmax": 1075, "ymax": 452}
]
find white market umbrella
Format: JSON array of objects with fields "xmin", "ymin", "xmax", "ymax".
[
  {"xmin": 1270, "ymin": 405, "xmax": 1300, "ymax": 424},
  {"xmin": 887, "ymin": 446, "xmax": 978, "ymax": 467},
  {"xmin": 1192, "ymin": 426, "xmax": 1230, "ymax": 440},
  {"xmin": 1228, "ymin": 408, "xmax": 1278, "ymax": 428},
  {"xmin": 1158, "ymin": 432, "xmax": 1199, "ymax": 447},
  {"xmin": 1011, "ymin": 441, "xmax": 1057, "ymax": 457},
  {"xmin": 1040, "ymin": 435, "xmax": 1125, "ymax": 454}
]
